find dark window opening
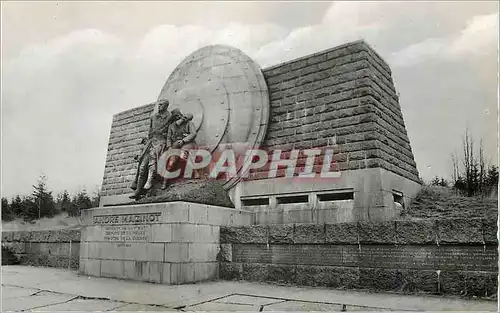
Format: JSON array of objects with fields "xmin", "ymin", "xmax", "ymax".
[
  {"xmin": 317, "ymin": 192, "xmax": 354, "ymax": 201},
  {"xmin": 277, "ymin": 195, "xmax": 309, "ymax": 204},
  {"xmin": 393, "ymin": 191, "xmax": 404, "ymax": 208},
  {"xmin": 241, "ymin": 198, "xmax": 269, "ymax": 206}
]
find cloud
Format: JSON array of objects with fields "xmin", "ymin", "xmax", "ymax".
[
  {"xmin": 448, "ymin": 13, "xmax": 499, "ymax": 57},
  {"xmin": 391, "ymin": 13, "xmax": 499, "ymax": 67}
]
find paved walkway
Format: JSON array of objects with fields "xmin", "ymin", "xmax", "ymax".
[{"xmin": 1, "ymin": 265, "xmax": 496, "ymax": 312}]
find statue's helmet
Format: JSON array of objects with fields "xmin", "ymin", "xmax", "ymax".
[
  {"xmin": 158, "ymin": 99, "xmax": 169, "ymax": 106},
  {"xmin": 156, "ymin": 99, "xmax": 169, "ymax": 112},
  {"xmin": 184, "ymin": 113, "xmax": 194, "ymax": 121},
  {"xmin": 170, "ymin": 108, "xmax": 182, "ymax": 118}
]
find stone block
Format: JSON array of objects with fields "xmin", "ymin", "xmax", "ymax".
[
  {"xmin": 29, "ymin": 231, "xmax": 50, "ymax": 242},
  {"xmin": 47, "ymin": 229, "xmax": 80, "ymax": 242},
  {"xmin": 2, "ymin": 231, "xmax": 13, "ymax": 242},
  {"xmin": 295, "ymin": 265, "xmax": 359, "ymax": 289},
  {"xmin": 395, "ymin": 220, "xmax": 437, "ymax": 244},
  {"xmin": 293, "ymin": 224, "xmax": 325, "ymax": 244},
  {"xmin": 358, "ymin": 221, "xmax": 395, "ymax": 244},
  {"xmin": 325, "ymin": 223, "xmax": 358, "ymax": 244},
  {"xmin": 219, "ymin": 262, "xmax": 243, "ymax": 281},
  {"xmin": 69, "ymin": 255, "xmax": 79, "ymax": 269},
  {"xmin": 267, "ymin": 264, "xmax": 296, "ymax": 284},
  {"xmin": 162, "ymin": 205, "xmax": 190, "ymax": 223},
  {"xmin": 397, "ymin": 269, "xmax": 438, "ymax": 293},
  {"xmin": 20, "ymin": 231, "xmax": 33, "ymax": 242},
  {"xmin": 188, "ymin": 204, "xmax": 210, "ymax": 224},
  {"xmin": 88, "ymin": 242, "xmax": 164, "ymax": 262},
  {"xmin": 101, "ymin": 260, "xmax": 125, "ymax": 279},
  {"xmin": 80, "ymin": 259, "xmax": 101, "ymax": 277},
  {"xmin": 232, "ymin": 244, "xmax": 272, "ymax": 264},
  {"xmin": 482, "ymin": 219, "xmax": 498, "ymax": 244},
  {"xmin": 242, "ymin": 263, "xmax": 269, "ymax": 282},
  {"xmin": 218, "ymin": 243, "xmax": 232, "ymax": 262},
  {"xmin": 435, "ymin": 245, "xmax": 497, "ymax": 271},
  {"xmin": 10, "ymin": 231, "xmax": 21, "ymax": 242},
  {"xmin": 439, "ymin": 271, "xmax": 466, "ymax": 295},
  {"xmin": 164, "ymin": 243, "xmax": 189, "ymax": 262},
  {"xmin": 170, "ymin": 224, "xmax": 218, "ymax": 243},
  {"xmin": 220, "ymin": 225, "xmax": 268, "ymax": 244},
  {"xmin": 3, "ymin": 242, "xmax": 26, "ymax": 254},
  {"xmin": 162, "ymin": 263, "xmax": 171, "ymax": 284},
  {"xmin": 464, "ymin": 271, "xmax": 498, "ymax": 298},
  {"xmin": 188, "ymin": 243, "xmax": 219, "ymax": 262},
  {"xmin": 359, "ymin": 267, "xmax": 403, "ymax": 292},
  {"xmin": 268, "ymin": 225, "xmax": 294, "ymax": 244},
  {"xmin": 437, "ymin": 219, "xmax": 483, "ymax": 244},
  {"xmin": 170, "ymin": 263, "xmax": 195, "ymax": 284},
  {"xmin": 122, "ymin": 260, "xmax": 148, "ymax": 281},
  {"xmin": 148, "ymin": 261, "xmax": 164, "ymax": 283},
  {"xmin": 194, "ymin": 262, "xmax": 218, "ymax": 281},
  {"xmin": 151, "ymin": 224, "xmax": 172, "ymax": 242}
]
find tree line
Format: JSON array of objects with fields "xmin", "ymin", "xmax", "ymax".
[
  {"xmin": 1, "ymin": 175, "xmax": 99, "ymax": 222},
  {"xmin": 430, "ymin": 128, "xmax": 498, "ymax": 197}
]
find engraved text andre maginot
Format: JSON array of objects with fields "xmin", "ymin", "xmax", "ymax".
[{"xmin": 93, "ymin": 212, "xmax": 162, "ymax": 225}]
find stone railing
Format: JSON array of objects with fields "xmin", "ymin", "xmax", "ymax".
[
  {"xmin": 2, "ymin": 229, "xmax": 81, "ymax": 269},
  {"xmin": 219, "ymin": 218, "xmax": 498, "ymax": 297}
]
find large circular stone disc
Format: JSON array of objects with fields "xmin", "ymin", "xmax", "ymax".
[{"xmin": 157, "ymin": 45, "xmax": 269, "ymax": 190}]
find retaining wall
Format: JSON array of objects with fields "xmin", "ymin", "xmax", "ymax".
[
  {"xmin": 219, "ymin": 218, "xmax": 498, "ymax": 297},
  {"xmin": 2, "ymin": 229, "xmax": 81, "ymax": 269}
]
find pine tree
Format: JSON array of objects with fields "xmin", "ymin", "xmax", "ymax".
[
  {"xmin": 56, "ymin": 190, "xmax": 71, "ymax": 212},
  {"xmin": 10, "ymin": 196, "xmax": 23, "ymax": 218},
  {"xmin": 486, "ymin": 165, "xmax": 499, "ymax": 194},
  {"xmin": 1, "ymin": 197, "xmax": 13, "ymax": 221},
  {"xmin": 68, "ymin": 190, "xmax": 93, "ymax": 216},
  {"xmin": 32, "ymin": 175, "xmax": 57, "ymax": 219}
]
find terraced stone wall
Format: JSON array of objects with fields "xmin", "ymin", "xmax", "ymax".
[
  {"xmin": 2, "ymin": 229, "xmax": 81, "ymax": 269},
  {"xmin": 219, "ymin": 218, "xmax": 498, "ymax": 297}
]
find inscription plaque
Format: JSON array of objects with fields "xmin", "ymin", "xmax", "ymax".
[
  {"xmin": 103, "ymin": 225, "xmax": 151, "ymax": 242},
  {"xmin": 232, "ymin": 244, "xmax": 498, "ymax": 272}
]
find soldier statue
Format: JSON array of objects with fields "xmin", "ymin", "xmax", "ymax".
[
  {"xmin": 129, "ymin": 99, "xmax": 181, "ymax": 199},
  {"xmin": 165, "ymin": 113, "xmax": 202, "ymax": 180}
]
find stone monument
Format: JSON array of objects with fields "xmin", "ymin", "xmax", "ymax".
[{"xmin": 81, "ymin": 40, "xmax": 422, "ymax": 284}]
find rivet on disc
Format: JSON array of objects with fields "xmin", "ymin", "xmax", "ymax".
[
  {"xmin": 215, "ymin": 134, "xmax": 219, "ymax": 137},
  {"xmin": 256, "ymin": 107, "xmax": 260, "ymax": 111},
  {"xmin": 220, "ymin": 100, "xmax": 224, "ymax": 104},
  {"xmin": 208, "ymin": 78, "xmax": 211, "ymax": 81}
]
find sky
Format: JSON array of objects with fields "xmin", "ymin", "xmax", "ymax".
[{"xmin": 1, "ymin": 1, "xmax": 499, "ymax": 198}]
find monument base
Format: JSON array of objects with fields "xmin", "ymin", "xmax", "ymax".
[
  {"xmin": 79, "ymin": 202, "xmax": 252, "ymax": 284},
  {"xmin": 230, "ymin": 168, "xmax": 422, "ymax": 224}
]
